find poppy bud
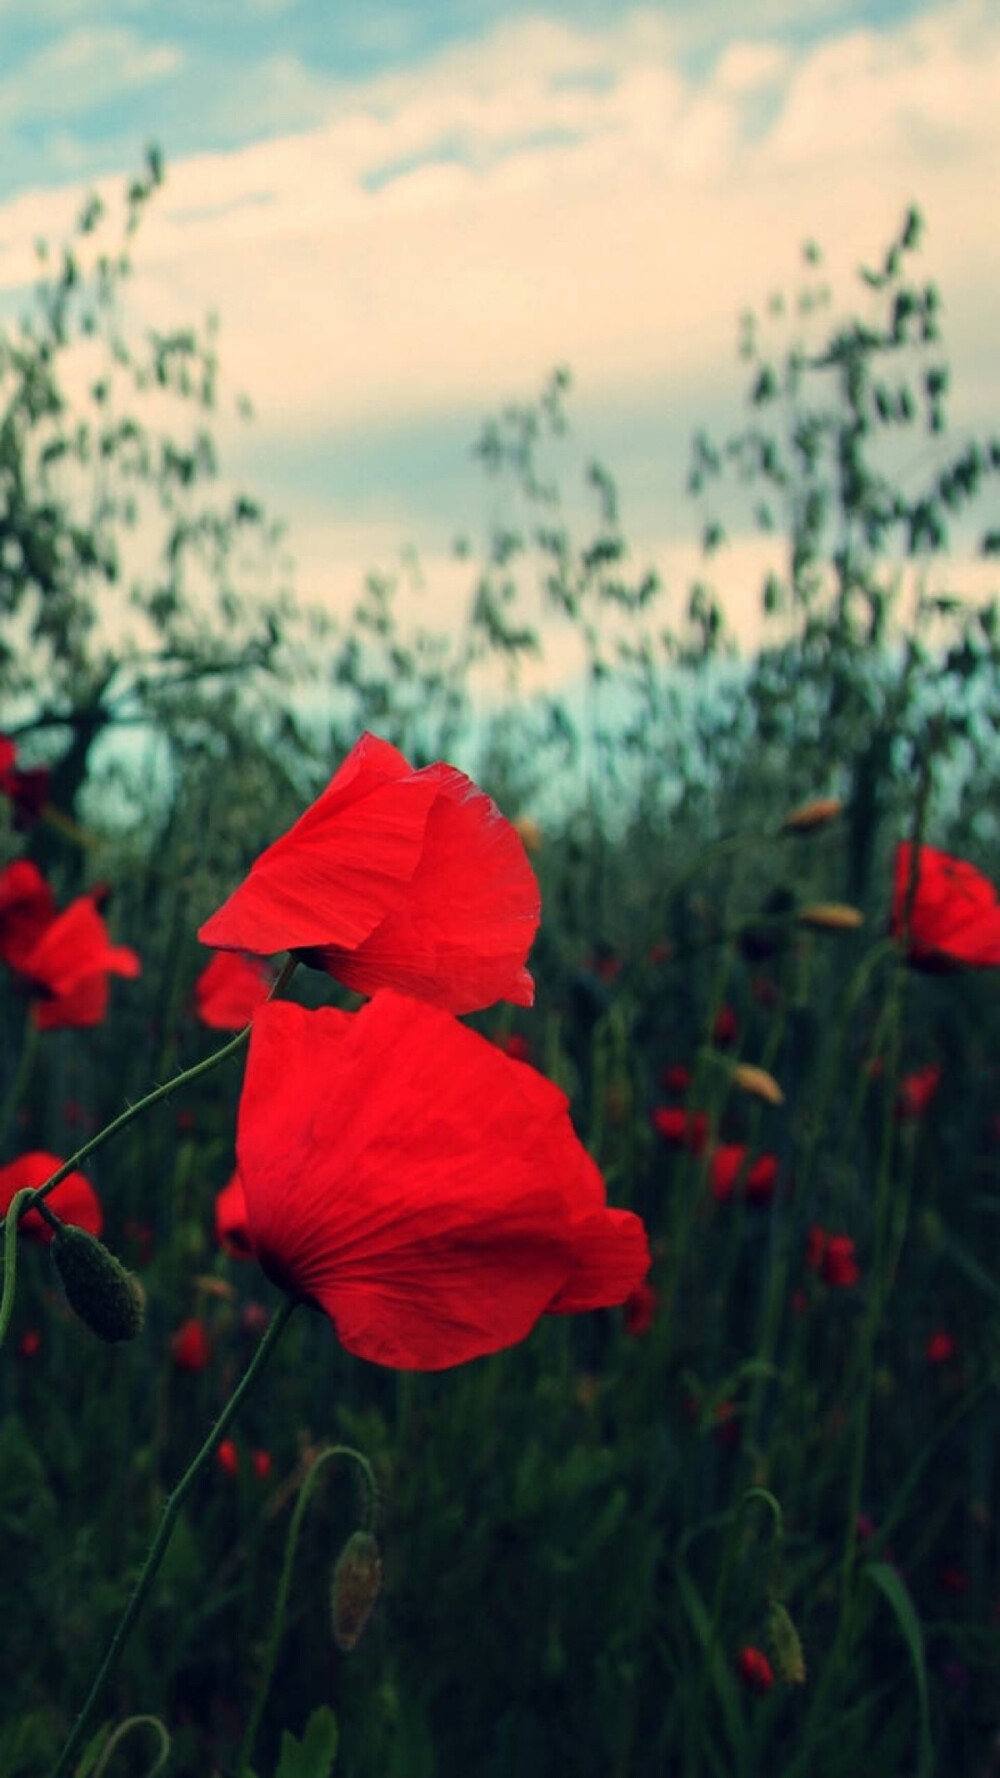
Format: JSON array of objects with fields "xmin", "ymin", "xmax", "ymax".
[
  {"xmin": 767, "ymin": 1600, "xmax": 806, "ymax": 1685},
  {"xmin": 731, "ymin": 1063, "xmax": 785, "ymax": 1106},
  {"xmin": 331, "ymin": 1529, "xmax": 382, "ymax": 1652},
  {"xmin": 798, "ymin": 903, "xmax": 864, "ymax": 932},
  {"xmin": 52, "ymin": 1225, "xmax": 145, "ymax": 1343},
  {"xmin": 782, "ymin": 796, "xmax": 843, "ymax": 833}
]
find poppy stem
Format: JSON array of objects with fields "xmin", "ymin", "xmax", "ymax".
[
  {"xmin": 47, "ymin": 1295, "xmax": 297, "ymax": 1778},
  {"xmin": 17, "ymin": 956, "xmax": 300, "ymax": 1222}
]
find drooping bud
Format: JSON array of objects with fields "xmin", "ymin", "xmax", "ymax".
[
  {"xmin": 52, "ymin": 1225, "xmax": 145, "ymax": 1343},
  {"xmin": 782, "ymin": 796, "xmax": 843, "ymax": 834},
  {"xmin": 331, "ymin": 1529, "xmax": 382, "ymax": 1652},
  {"xmin": 767, "ymin": 1599, "xmax": 806, "ymax": 1684},
  {"xmin": 797, "ymin": 903, "xmax": 864, "ymax": 932},
  {"xmin": 731, "ymin": 1063, "xmax": 785, "ymax": 1106}
]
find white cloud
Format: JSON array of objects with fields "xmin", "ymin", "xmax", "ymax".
[{"xmin": 0, "ymin": 0, "xmax": 994, "ymax": 678}]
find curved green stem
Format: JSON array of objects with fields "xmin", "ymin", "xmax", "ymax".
[
  {"xmin": 0, "ymin": 1190, "xmax": 33, "ymax": 1350},
  {"xmin": 237, "ymin": 1443, "xmax": 378, "ymax": 1778},
  {"xmin": 48, "ymin": 1296, "xmax": 297, "ymax": 1778},
  {"xmin": 20, "ymin": 957, "xmax": 298, "ymax": 1220}
]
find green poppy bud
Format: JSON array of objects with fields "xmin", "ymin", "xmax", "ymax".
[{"xmin": 52, "ymin": 1225, "xmax": 145, "ymax": 1343}]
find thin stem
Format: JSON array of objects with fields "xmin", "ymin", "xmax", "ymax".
[
  {"xmin": 237, "ymin": 1443, "xmax": 378, "ymax": 1777},
  {"xmin": 0, "ymin": 1015, "xmax": 37, "ymax": 1152},
  {"xmin": 48, "ymin": 1296, "xmax": 297, "ymax": 1778},
  {"xmin": 0, "ymin": 1190, "xmax": 32, "ymax": 1350},
  {"xmin": 20, "ymin": 956, "xmax": 298, "ymax": 1218}
]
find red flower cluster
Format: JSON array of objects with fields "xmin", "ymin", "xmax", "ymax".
[
  {"xmin": 805, "ymin": 1227, "xmax": 860, "ymax": 1288},
  {"xmin": 236, "ymin": 995, "xmax": 649, "ymax": 1370},
  {"xmin": 891, "ymin": 843, "xmax": 1000, "ymax": 969},
  {"xmin": 0, "ymin": 1152, "xmax": 102, "ymax": 1242},
  {"xmin": 0, "ymin": 865, "xmax": 140, "ymax": 1027},
  {"xmin": 709, "ymin": 1145, "xmax": 778, "ymax": 1206},
  {"xmin": 199, "ymin": 733, "xmax": 541, "ymax": 1015}
]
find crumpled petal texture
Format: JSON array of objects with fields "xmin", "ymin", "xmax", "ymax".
[
  {"xmin": 892, "ymin": 843, "xmax": 1000, "ymax": 968},
  {"xmin": 236, "ymin": 995, "xmax": 649, "ymax": 1370},
  {"xmin": 198, "ymin": 733, "xmax": 540, "ymax": 1014}
]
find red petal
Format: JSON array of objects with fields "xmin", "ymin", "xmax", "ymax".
[
  {"xmin": 0, "ymin": 1151, "xmax": 102, "ymax": 1242},
  {"xmin": 237, "ymin": 995, "xmax": 646, "ymax": 1369},
  {"xmin": 195, "ymin": 952, "xmax": 274, "ymax": 1029}
]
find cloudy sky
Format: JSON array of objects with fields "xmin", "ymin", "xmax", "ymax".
[{"xmin": 0, "ymin": 0, "xmax": 996, "ymax": 668}]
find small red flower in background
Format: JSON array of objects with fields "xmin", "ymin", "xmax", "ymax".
[
  {"xmin": 18, "ymin": 1328, "xmax": 42, "ymax": 1358},
  {"xmin": 806, "ymin": 1227, "xmax": 860, "ymax": 1288},
  {"xmin": 925, "ymin": 1328, "xmax": 957, "ymax": 1364},
  {"xmin": 709, "ymin": 1145, "xmax": 778, "ymax": 1206},
  {"xmin": 495, "ymin": 1032, "xmax": 531, "ymax": 1063},
  {"xmin": 21, "ymin": 897, "xmax": 140, "ymax": 1028},
  {"xmin": 251, "ymin": 1449, "xmax": 273, "ymax": 1480},
  {"xmin": 170, "ymin": 1318, "xmax": 212, "ymax": 1372},
  {"xmin": 0, "ymin": 861, "xmax": 55, "ymax": 972},
  {"xmin": 892, "ymin": 843, "xmax": 1000, "ymax": 969},
  {"xmin": 712, "ymin": 1004, "xmax": 738, "ymax": 1047},
  {"xmin": 661, "ymin": 1063, "xmax": 692, "ymax": 1094},
  {"xmin": 0, "ymin": 1152, "xmax": 102, "ymax": 1242},
  {"xmin": 0, "ymin": 736, "xmax": 51, "ymax": 829},
  {"xmin": 896, "ymin": 1063, "xmax": 943, "ymax": 1122},
  {"xmin": 199, "ymin": 732, "xmax": 541, "ymax": 1015},
  {"xmin": 738, "ymin": 1646, "xmax": 774, "ymax": 1691},
  {"xmin": 236, "ymin": 994, "xmax": 650, "ymax": 1371},
  {"xmin": 215, "ymin": 1171, "xmax": 254, "ymax": 1260},
  {"xmin": 652, "ymin": 1106, "xmax": 709, "ymax": 1154},
  {"xmin": 623, "ymin": 1280, "xmax": 657, "ymax": 1337},
  {"xmin": 195, "ymin": 951, "xmax": 274, "ymax": 1030},
  {"xmin": 216, "ymin": 1438, "xmax": 239, "ymax": 1476}
]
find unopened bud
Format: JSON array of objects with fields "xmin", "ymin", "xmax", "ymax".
[
  {"xmin": 731, "ymin": 1063, "xmax": 785, "ymax": 1106},
  {"xmin": 767, "ymin": 1600, "xmax": 806, "ymax": 1685},
  {"xmin": 52, "ymin": 1225, "xmax": 145, "ymax": 1343},
  {"xmin": 798, "ymin": 903, "xmax": 864, "ymax": 932},
  {"xmin": 331, "ymin": 1529, "xmax": 382, "ymax": 1652},
  {"xmin": 782, "ymin": 797, "xmax": 843, "ymax": 833}
]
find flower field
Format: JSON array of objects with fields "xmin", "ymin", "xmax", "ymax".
[{"xmin": 1, "ymin": 179, "xmax": 999, "ymax": 1776}]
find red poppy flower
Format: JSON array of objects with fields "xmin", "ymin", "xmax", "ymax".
[
  {"xmin": 806, "ymin": 1227, "xmax": 860, "ymax": 1288},
  {"xmin": 0, "ymin": 1151, "xmax": 103, "ymax": 1242},
  {"xmin": 712, "ymin": 1004, "xmax": 738, "ymax": 1047},
  {"xmin": 215, "ymin": 1170, "xmax": 253, "ymax": 1260},
  {"xmin": 709, "ymin": 1145, "xmax": 778, "ymax": 1206},
  {"xmin": 891, "ymin": 843, "xmax": 1000, "ymax": 969},
  {"xmin": 199, "ymin": 732, "xmax": 541, "ymax": 1015},
  {"xmin": 18, "ymin": 1328, "xmax": 42, "ymax": 1358},
  {"xmin": 251, "ymin": 1448, "xmax": 273, "ymax": 1480},
  {"xmin": 195, "ymin": 951, "xmax": 274, "ymax": 1030},
  {"xmin": 738, "ymin": 1646, "xmax": 774, "ymax": 1691},
  {"xmin": 925, "ymin": 1328, "xmax": 956, "ymax": 1364},
  {"xmin": 0, "ymin": 736, "xmax": 51, "ymax": 829},
  {"xmin": 20, "ymin": 896, "xmax": 140, "ymax": 1028},
  {"xmin": 170, "ymin": 1317, "xmax": 212, "ymax": 1371},
  {"xmin": 661, "ymin": 1064, "xmax": 692, "ymax": 1094},
  {"xmin": 0, "ymin": 860, "xmax": 56, "ymax": 972},
  {"xmin": 216, "ymin": 1438, "xmax": 240, "ymax": 1476},
  {"xmin": 236, "ymin": 994, "xmax": 650, "ymax": 1371},
  {"xmin": 623, "ymin": 1280, "xmax": 657, "ymax": 1337},
  {"xmin": 896, "ymin": 1063, "xmax": 943, "ymax": 1122},
  {"xmin": 651, "ymin": 1106, "xmax": 709, "ymax": 1154}
]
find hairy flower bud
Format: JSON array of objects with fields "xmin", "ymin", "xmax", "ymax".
[
  {"xmin": 52, "ymin": 1225, "xmax": 145, "ymax": 1343},
  {"xmin": 767, "ymin": 1600, "xmax": 806, "ymax": 1685},
  {"xmin": 331, "ymin": 1529, "xmax": 382, "ymax": 1652}
]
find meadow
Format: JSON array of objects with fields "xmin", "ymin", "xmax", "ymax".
[{"xmin": 1, "ymin": 168, "xmax": 999, "ymax": 1776}]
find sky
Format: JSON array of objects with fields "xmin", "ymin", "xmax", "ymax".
[{"xmin": 0, "ymin": 0, "xmax": 996, "ymax": 682}]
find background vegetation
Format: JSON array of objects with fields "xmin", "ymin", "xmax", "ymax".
[{"xmin": 2, "ymin": 159, "xmax": 999, "ymax": 1776}]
